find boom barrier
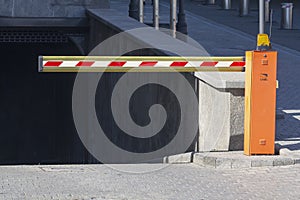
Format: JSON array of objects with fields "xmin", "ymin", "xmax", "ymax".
[{"xmin": 39, "ymin": 56, "xmax": 245, "ymax": 72}]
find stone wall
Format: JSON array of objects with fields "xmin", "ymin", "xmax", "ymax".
[{"xmin": 0, "ymin": 0, "xmax": 109, "ymax": 17}]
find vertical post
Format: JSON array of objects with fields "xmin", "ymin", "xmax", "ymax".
[
  {"xmin": 206, "ymin": 0, "xmax": 216, "ymax": 5},
  {"xmin": 281, "ymin": 3, "xmax": 293, "ymax": 30},
  {"xmin": 177, "ymin": 0, "xmax": 188, "ymax": 35},
  {"xmin": 170, "ymin": 0, "xmax": 177, "ymax": 38},
  {"xmin": 139, "ymin": 0, "xmax": 144, "ymax": 23},
  {"xmin": 259, "ymin": 0, "xmax": 264, "ymax": 34},
  {"xmin": 129, "ymin": 0, "xmax": 139, "ymax": 21},
  {"xmin": 239, "ymin": 0, "xmax": 250, "ymax": 16},
  {"xmin": 153, "ymin": 0, "xmax": 159, "ymax": 30},
  {"xmin": 265, "ymin": 0, "xmax": 270, "ymax": 23},
  {"xmin": 221, "ymin": 0, "xmax": 231, "ymax": 10}
]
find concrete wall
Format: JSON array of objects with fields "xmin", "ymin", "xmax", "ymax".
[
  {"xmin": 83, "ymin": 9, "xmax": 206, "ymax": 163},
  {"xmin": 0, "ymin": 0, "xmax": 109, "ymax": 17}
]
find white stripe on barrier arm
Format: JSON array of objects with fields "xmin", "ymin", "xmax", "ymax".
[{"xmin": 39, "ymin": 56, "xmax": 245, "ymax": 72}]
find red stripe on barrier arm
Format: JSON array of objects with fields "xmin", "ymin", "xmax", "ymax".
[
  {"xmin": 139, "ymin": 61, "xmax": 158, "ymax": 67},
  {"xmin": 108, "ymin": 61, "xmax": 127, "ymax": 67},
  {"xmin": 76, "ymin": 61, "xmax": 95, "ymax": 67},
  {"xmin": 200, "ymin": 62, "xmax": 218, "ymax": 67},
  {"xmin": 230, "ymin": 61, "xmax": 246, "ymax": 67},
  {"xmin": 170, "ymin": 61, "xmax": 188, "ymax": 67},
  {"xmin": 44, "ymin": 61, "xmax": 63, "ymax": 67}
]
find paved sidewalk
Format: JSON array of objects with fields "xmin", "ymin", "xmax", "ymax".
[
  {"xmin": 111, "ymin": 0, "xmax": 300, "ymax": 159},
  {"xmin": 1, "ymin": 164, "xmax": 300, "ymax": 199}
]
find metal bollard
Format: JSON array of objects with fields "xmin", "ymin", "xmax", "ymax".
[
  {"xmin": 177, "ymin": 0, "xmax": 188, "ymax": 36},
  {"xmin": 153, "ymin": 0, "xmax": 159, "ymax": 29},
  {"xmin": 221, "ymin": 0, "xmax": 231, "ymax": 10},
  {"xmin": 239, "ymin": 0, "xmax": 250, "ymax": 16},
  {"xmin": 170, "ymin": 0, "xmax": 177, "ymax": 38},
  {"xmin": 139, "ymin": 0, "xmax": 144, "ymax": 23},
  {"xmin": 281, "ymin": 3, "xmax": 293, "ymax": 29},
  {"xmin": 265, "ymin": 0, "xmax": 270, "ymax": 22},
  {"xmin": 206, "ymin": 0, "xmax": 216, "ymax": 5},
  {"xmin": 129, "ymin": 0, "xmax": 139, "ymax": 20}
]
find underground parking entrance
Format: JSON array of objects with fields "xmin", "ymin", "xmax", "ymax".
[
  {"xmin": 0, "ymin": 5, "xmax": 210, "ymax": 164},
  {"xmin": 0, "ymin": 26, "xmax": 98, "ymax": 165},
  {"xmin": 0, "ymin": 26, "xmax": 197, "ymax": 165}
]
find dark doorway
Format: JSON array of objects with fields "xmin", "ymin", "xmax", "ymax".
[{"xmin": 0, "ymin": 37, "xmax": 89, "ymax": 165}]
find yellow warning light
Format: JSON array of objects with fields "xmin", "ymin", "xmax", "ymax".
[{"xmin": 257, "ymin": 34, "xmax": 271, "ymax": 51}]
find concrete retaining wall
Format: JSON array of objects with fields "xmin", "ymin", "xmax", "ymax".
[
  {"xmin": 0, "ymin": 0, "xmax": 109, "ymax": 17},
  {"xmin": 84, "ymin": 9, "xmax": 207, "ymax": 163}
]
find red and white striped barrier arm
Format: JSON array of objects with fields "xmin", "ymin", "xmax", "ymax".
[{"xmin": 39, "ymin": 56, "xmax": 245, "ymax": 72}]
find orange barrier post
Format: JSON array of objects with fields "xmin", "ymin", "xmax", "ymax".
[{"xmin": 244, "ymin": 48, "xmax": 277, "ymax": 155}]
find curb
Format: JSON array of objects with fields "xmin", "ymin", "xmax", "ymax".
[
  {"xmin": 193, "ymin": 152, "xmax": 296, "ymax": 169},
  {"xmin": 164, "ymin": 151, "xmax": 300, "ymax": 169},
  {"xmin": 163, "ymin": 152, "xmax": 193, "ymax": 164}
]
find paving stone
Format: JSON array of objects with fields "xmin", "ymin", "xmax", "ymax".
[
  {"xmin": 273, "ymin": 158, "xmax": 295, "ymax": 166},
  {"xmin": 231, "ymin": 159, "xmax": 251, "ymax": 169},
  {"xmin": 192, "ymin": 153, "xmax": 205, "ymax": 166},
  {"xmin": 203, "ymin": 156, "xmax": 217, "ymax": 167},
  {"xmin": 163, "ymin": 153, "xmax": 192, "ymax": 164},
  {"xmin": 251, "ymin": 159, "xmax": 274, "ymax": 168},
  {"xmin": 215, "ymin": 158, "xmax": 232, "ymax": 169},
  {"xmin": 294, "ymin": 158, "xmax": 300, "ymax": 164}
]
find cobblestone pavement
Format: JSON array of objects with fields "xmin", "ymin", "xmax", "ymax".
[{"xmin": 0, "ymin": 163, "xmax": 300, "ymax": 199}]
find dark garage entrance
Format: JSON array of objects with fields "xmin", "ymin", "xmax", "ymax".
[{"xmin": 0, "ymin": 29, "xmax": 92, "ymax": 165}]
